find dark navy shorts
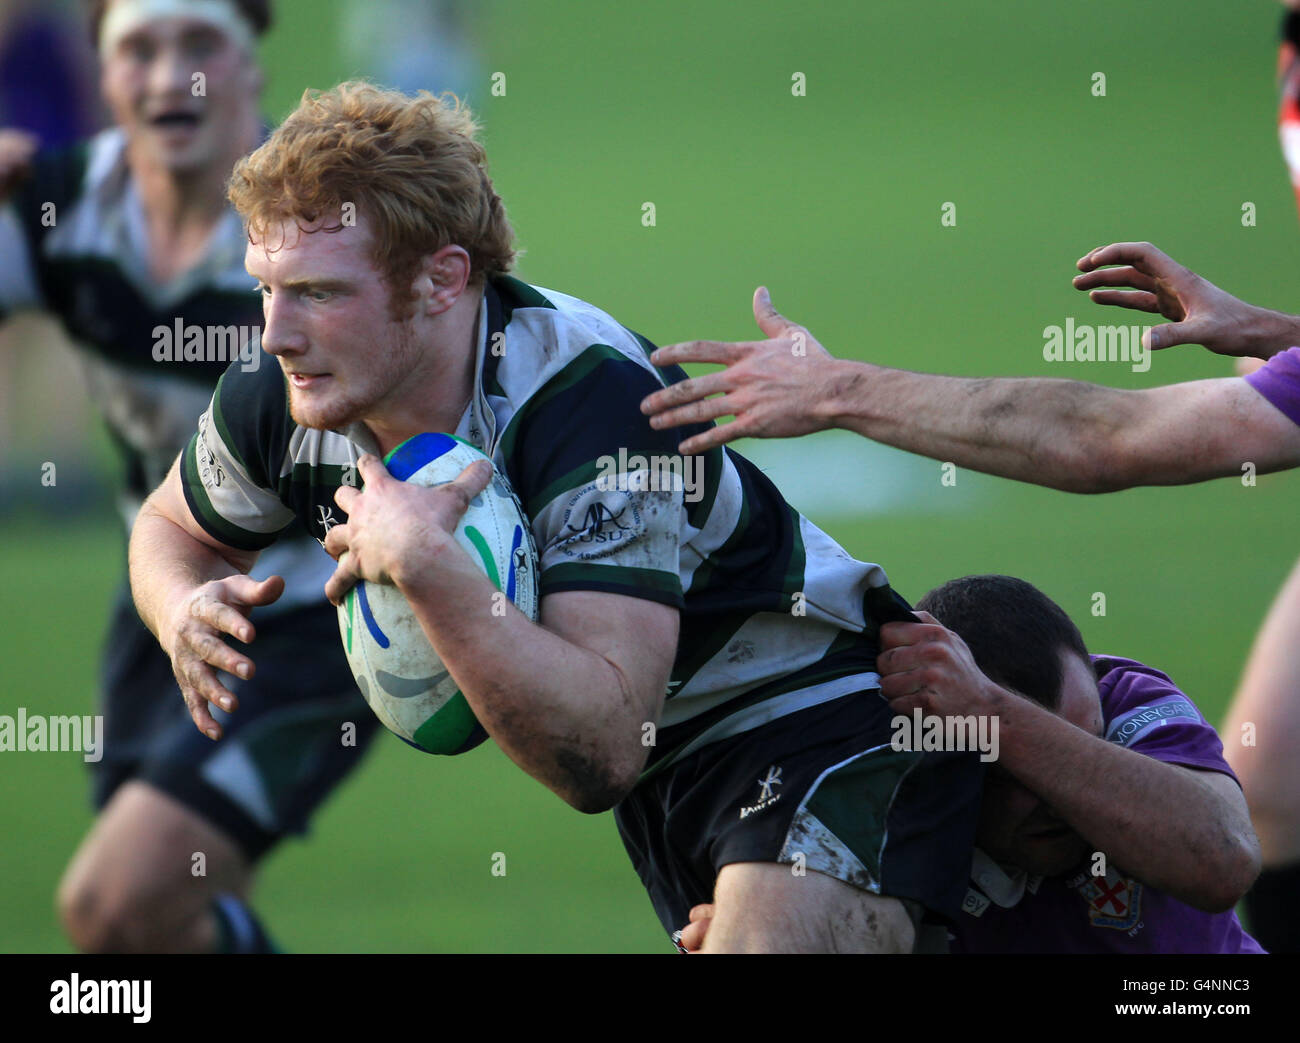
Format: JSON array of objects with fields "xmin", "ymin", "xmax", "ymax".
[
  {"xmin": 93, "ymin": 585, "xmax": 380, "ymax": 860},
  {"xmin": 614, "ymin": 690, "xmax": 986, "ymax": 946}
]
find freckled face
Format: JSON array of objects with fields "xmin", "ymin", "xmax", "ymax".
[{"xmin": 248, "ymin": 217, "xmax": 421, "ymax": 432}]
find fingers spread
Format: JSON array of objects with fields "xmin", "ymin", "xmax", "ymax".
[
  {"xmin": 182, "ymin": 686, "xmax": 224, "ymax": 740},
  {"xmin": 1145, "ymin": 322, "xmax": 1196, "ymax": 350},
  {"xmin": 191, "ymin": 590, "xmax": 254, "ymax": 643},
  {"xmin": 752, "ymin": 286, "xmax": 795, "ymax": 339},
  {"xmin": 230, "ymin": 573, "xmax": 285, "ymax": 608},
  {"xmin": 175, "ymin": 654, "xmax": 237, "ymax": 735},
  {"xmin": 1072, "ymin": 266, "xmax": 1157, "ymax": 293},
  {"xmin": 1085, "ymin": 289, "xmax": 1161, "ymax": 313},
  {"xmin": 642, "ymin": 372, "xmax": 732, "ymax": 415},
  {"xmin": 650, "ymin": 339, "xmax": 745, "ymax": 368},
  {"xmin": 1076, "ymin": 241, "xmax": 1170, "ymax": 275},
  {"xmin": 648, "ymin": 394, "xmax": 740, "ymax": 431},
  {"xmin": 677, "ymin": 423, "xmax": 743, "ymax": 455},
  {"xmin": 190, "ymin": 626, "xmax": 254, "ymax": 682}
]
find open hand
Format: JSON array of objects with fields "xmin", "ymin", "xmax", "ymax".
[{"xmin": 640, "ymin": 288, "xmax": 837, "ymax": 455}]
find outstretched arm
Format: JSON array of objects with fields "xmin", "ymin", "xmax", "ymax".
[{"xmin": 642, "ymin": 287, "xmax": 1300, "ymax": 491}]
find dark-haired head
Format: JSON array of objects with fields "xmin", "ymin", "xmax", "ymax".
[
  {"xmin": 917, "ymin": 575, "xmax": 1100, "ymax": 877},
  {"xmin": 916, "ymin": 574, "xmax": 1090, "ymax": 711}
]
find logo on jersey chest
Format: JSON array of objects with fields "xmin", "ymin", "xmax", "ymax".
[{"xmin": 1068, "ymin": 866, "xmax": 1143, "ymax": 931}]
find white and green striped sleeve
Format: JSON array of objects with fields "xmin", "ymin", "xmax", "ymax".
[{"xmin": 180, "ymin": 362, "xmax": 297, "ymax": 550}]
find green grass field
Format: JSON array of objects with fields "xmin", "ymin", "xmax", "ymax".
[{"xmin": 2, "ymin": 0, "xmax": 1297, "ymax": 952}]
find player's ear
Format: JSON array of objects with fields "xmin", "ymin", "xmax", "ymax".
[{"xmin": 418, "ymin": 245, "xmax": 472, "ymax": 315}]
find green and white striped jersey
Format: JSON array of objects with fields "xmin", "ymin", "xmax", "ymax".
[
  {"xmin": 183, "ymin": 275, "xmax": 909, "ymax": 773},
  {"xmin": 0, "ymin": 128, "xmax": 334, "ymax": 610},
  {"xmin": 0, "ymin": 129, "xmax": 257, "ymax": 498}
]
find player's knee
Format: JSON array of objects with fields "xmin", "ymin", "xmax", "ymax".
[
  {"xmin": 56, "ymin": 869, "xmax": 89, "ymax": 950},
  {"xmin": 57, "ymin": 859, "xmax": 205, "ymax": 954},
  {"xmin": 57, "ymin": 869, "xmax": 130, "ymax": 953}
]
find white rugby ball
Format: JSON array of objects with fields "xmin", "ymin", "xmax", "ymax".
[{"xmin": 337, "ymin": 433, "xmax": 539, "ymax": 754}]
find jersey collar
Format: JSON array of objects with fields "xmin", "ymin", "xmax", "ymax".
[
  {"xmin": 967, "ymin": 847, "xmax": 1041, "ymax": 911},
  {"xmin": 470, "ymin": 277, "xmax": 508, "ymax": 456}
]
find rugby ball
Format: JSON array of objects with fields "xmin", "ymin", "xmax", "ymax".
[{"xmin": 337, "ymin": 433, "xmax": 539, "ymax": 754}]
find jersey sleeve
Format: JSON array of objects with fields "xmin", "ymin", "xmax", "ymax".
[
  {"xmin": 1094, "ymin": 655, "xmax": 1238, "ymax": 782},
  {"xmin": 503, "ymin": 343, "xmax": 685, "ymax": 609},
  {"xmin": 0, "ymin": 145, "xmax": 86, "ymax": 320},
  {"xmin": 180, "ymin": 358, "xmax": 297, "ymax": 551},
  {"xmin": 1244, "ymin": 346, "xmax": 1300, "ymax": 428},
  {"xmin": 0, "ymin": 204, "xmax": 43, "ymax": 319}
]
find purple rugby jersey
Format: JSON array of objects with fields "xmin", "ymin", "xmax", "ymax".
[
  {"xmin": 1245, "ymin": 345, "xmax": 1300, "ymax": 426},
  {"xmin": 948, "ymin": 655, "xmax": 1265, "ymax": 954}
]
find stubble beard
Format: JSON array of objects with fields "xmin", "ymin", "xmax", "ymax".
[{"xmin": 285, "ymin": 319, "xmax": 423, "ymax": 432}]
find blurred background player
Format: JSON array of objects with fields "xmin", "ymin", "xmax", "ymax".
[
  {"xmin": 1216, "ymin": 0, "xmax": 1300, "ymax": 954},
  {"xmin": 0, "ymin": 0, "xmax": 379, "ymax": 952},
  {"xmin": 0, "ymin": 0, "xmax": 99, "ymax": 462},
  {"xmin": 681, "ymin": 576, "xmax": 1263, "ymax": 953}
]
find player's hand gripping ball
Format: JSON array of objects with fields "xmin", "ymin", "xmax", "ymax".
[{"xmin": 337, "ymin": 434, "xmax": 539, "ymax": 754}]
